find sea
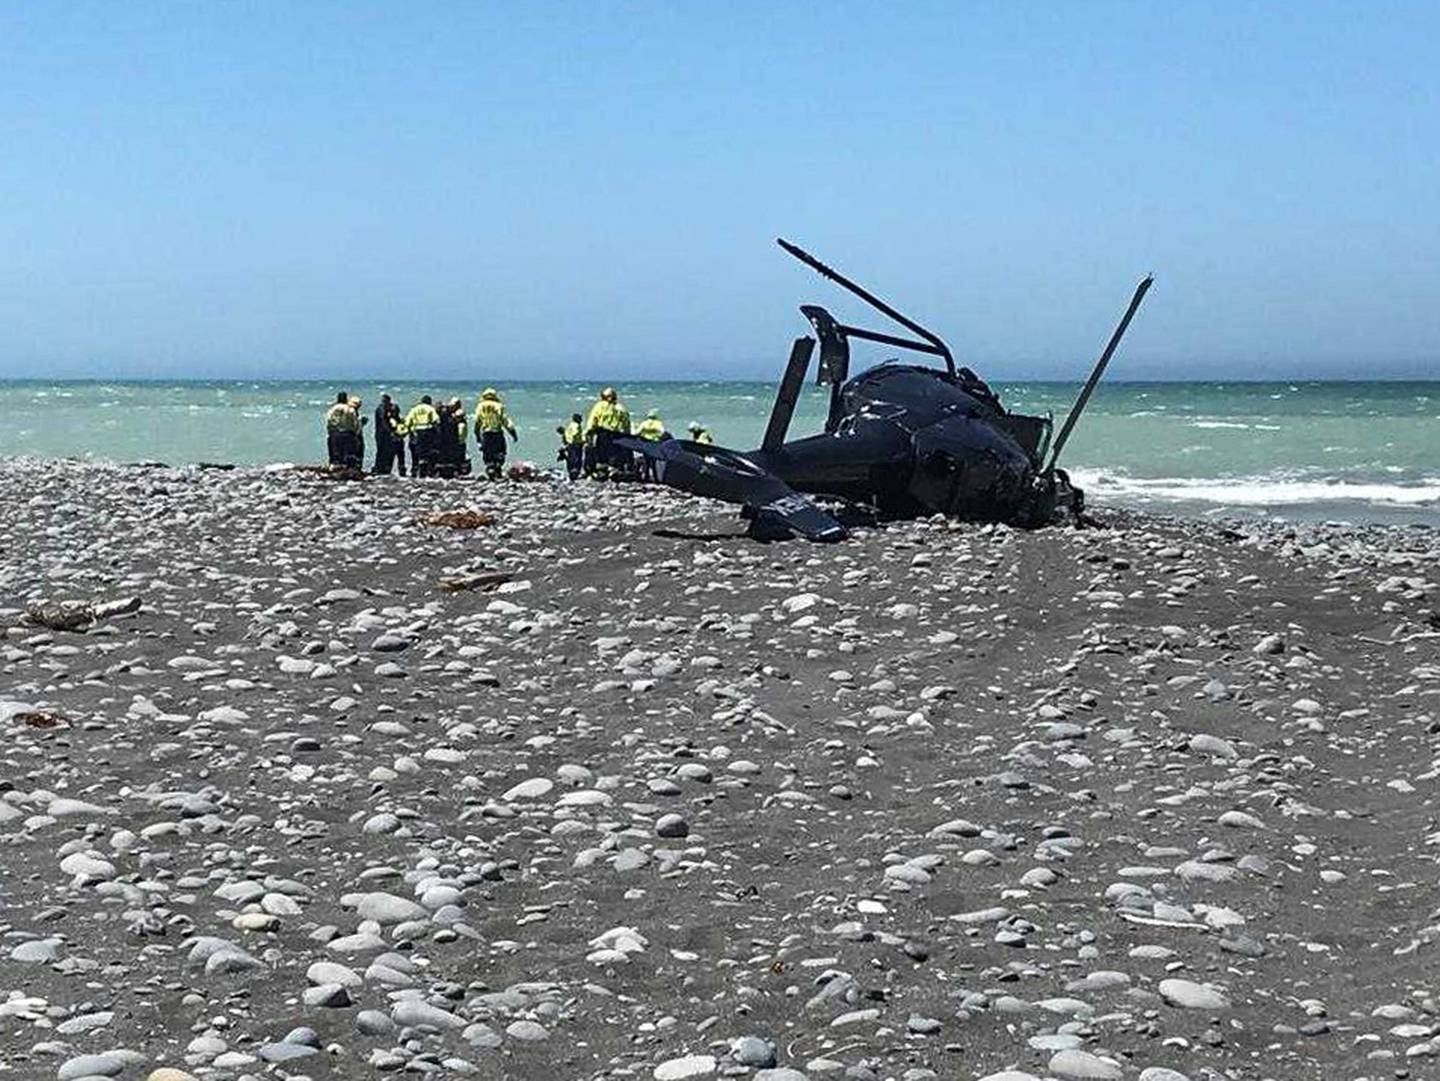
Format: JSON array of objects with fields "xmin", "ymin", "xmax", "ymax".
[{"xmin": 3, "ymin": 379, "xmax": 1437, "ymax": 527}]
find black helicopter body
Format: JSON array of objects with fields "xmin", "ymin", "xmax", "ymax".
[{"xmin": 621, "ymin": 240, "xmax": 1151, "ymax": 542}]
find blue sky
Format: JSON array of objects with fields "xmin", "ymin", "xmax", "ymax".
[{"xmin": 1, "ymin": 1, "xmax": 1437, "ymax": 380}]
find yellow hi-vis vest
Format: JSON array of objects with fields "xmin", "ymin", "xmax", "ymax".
[
  {"xmin": 475, "ymin": 398, "xmax": 516, "ymax": 435},
  {"xmin": 403, "ymin": 403, "xmax": 440, "ymax": 432},
  {"xmin": 585, "ymin": 399, "xmax": 628, "ymax": 436}
]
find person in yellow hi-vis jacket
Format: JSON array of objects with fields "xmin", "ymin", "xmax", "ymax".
[
  {"xmin": 634, "ymin": 409, "xmax": 668, "ymax": 481},
  {"xmin": 584, "ymin": 387, "xmax": 632, "ymax": 478},
  {"xmin": 474, "ymin": 388, "xmax": 518, "ymax": 479},
  {"xmin": 556, "ymin": 413, "xmax": 585, "ymax": 481},
  {"xmin": 323, "ymin": 391, "xmax": 361, "ymax": 467},
  {"xmin": 403, "ymin": 395, "xmax": 441, "ymax": 477}
]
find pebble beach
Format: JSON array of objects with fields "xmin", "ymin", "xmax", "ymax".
[{"xmin": 3, "ymin": 457, "xmax": 1439, "ymax": 1081}]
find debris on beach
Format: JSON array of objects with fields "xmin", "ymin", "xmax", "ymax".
[
  {"xmin": 22, "ymin": 595, "xmax": 141, "ymax": 632},
  {"xmin": 436, "ymin": 570, "xmax": 516, "ymax": 592},
  {"xmin": 417, "ymin": 508, "xmax": 498, "ymax": 529},
  {"xmin": 289, "ymin": 462, "xmax": 366, "ymax": 480},
  {"xmin": 22, "ymin": 599, "xmax": 95, "ymax": 632},
  {"xmin": 15, "ymin": 709, "xmax": 66, "ymax": 729}
]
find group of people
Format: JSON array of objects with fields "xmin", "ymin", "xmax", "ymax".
[
  {"xmin": 554, "ymin": 386, "xmax": 713, "ymax": 481},
  {"xmin": 324, "ymin": 389, "xmax": 518, "ymax": 479},
  {"xmin": 324, "ymin": 385, "xmax": 713, "ymax": 482}
]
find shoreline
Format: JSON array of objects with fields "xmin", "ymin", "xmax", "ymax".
[
  {"xmin": 2, "ymin": 457, "xmax": 1438, "ymax": 1080},
  {"xmin": 17, "ymin": 451, "xmax": 1440, "ymax": 532}
]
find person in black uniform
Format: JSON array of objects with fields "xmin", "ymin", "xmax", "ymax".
[
  {"xmin": 350, "ymin": 396, "xmax": 368, "ymax": 467},
  {"xmin": 434, "ymin": 400, "xmax": 459, "ymax": 475},
  {"xmin": 373, "ymin": 394, "xmax": 406, "ymax": 476}
]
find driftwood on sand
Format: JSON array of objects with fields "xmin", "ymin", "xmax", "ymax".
[
  {"xmin": 23, "ymin": 596, "xmax": 142, "ymax": 632},
  {"xmin": 435, "ymin": 570, "xmax": 516, "ymax": 593},
  {"xmin": 417, "ymin": 509, "xmax": 498, "ymax": 529}
]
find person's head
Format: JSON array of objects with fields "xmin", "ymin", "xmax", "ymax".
[
  {"xmin": 449, "ymin": 397, "xmax": 461, "ymax": 409},
  {"xmin": 380, "ymin": 393, "xmax": 391, "ymax": 405},
  {"xmin": 482, "ymin": 387, "xmax": 498, "ymax": 401},
  {"xmin": 601, "ymin": 387, "xmax": 617, "ymax": 402},
  {"xmin": 349, "ymin": 396, "xmax": 362, "ymax": 408},
  {"xmin": 421, "ymin": 395, "xmax": 432, "ymax": 405},
  {"xmin": 572, "ymin": 413, "xmax": 582, "ymax": 423},
  {"xmin": 335, "ymin": 391, "xmax": 349, "ymax": 404},
  {"xmin": 646, "ymin": 409, "xmax": 659, "ymax": 420},
  {"xmin": 688, "ymin": 421, "xmax": 703, "ymax": 433}
]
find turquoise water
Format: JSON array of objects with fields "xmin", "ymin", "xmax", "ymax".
[{"xmin": 3, "ymin": 379, "xmax": 1437, "ymax": 525}]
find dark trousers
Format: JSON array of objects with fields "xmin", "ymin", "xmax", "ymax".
[
  {"xmin": 410, "ymin": 429, "xmax": 439, "ymax": 477},
  {"xmin": 480, "ymin": 430, "xmax": 507, "ymax": 478},
  {"xmin": 563, "ymin": 444, "xmax": 583, "ymax": 480},
  {"xmin": 593, "ymin": 429, "xmax": 622, "ymax": 476},
  {"xmin": 602, "ymin": 430, "xmax": 632, "ymax": 475},
  {"xmin": 327, "ymin": 431, "xmax": 360, "ymax": 467},
  {"xmin": 373, "ymin": 437, "xmax": 404, "ymax": 475}
]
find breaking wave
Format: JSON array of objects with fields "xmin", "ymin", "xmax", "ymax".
[
  {"xmin": 1068, "ymin": 469, "xmax": 1440, "ymax": 508},
  {"xmin": 1189, "ymin": 420, "xmax": 1283, "ymax": 431}
]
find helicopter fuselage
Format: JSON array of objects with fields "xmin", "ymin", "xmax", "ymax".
[{"xmin": 750, "ymin": 363, "xmax": 1064, "ymax": 525}]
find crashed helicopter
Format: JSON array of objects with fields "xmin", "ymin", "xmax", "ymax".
[{"xmin": 621, "ymin": 240, "xmax": 1153, "ymax": 542}]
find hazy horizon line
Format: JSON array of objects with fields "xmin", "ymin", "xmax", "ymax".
[{"xmin": 3, "ymin": 375, "xmax": 1438, "ymax": 387}]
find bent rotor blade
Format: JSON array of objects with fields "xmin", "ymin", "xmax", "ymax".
[
  {"xmin": 618, "ymin": 437, "xmax": 847, "ymax": 542},
  {"xmin": 1048, "ymin": 275, "xmax": 1154, "ymax": 473},
  {"xmin": 778, "ymin": 237, "xmax": 956, "ymax": 377}
]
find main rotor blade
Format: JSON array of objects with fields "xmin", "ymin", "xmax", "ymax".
[
  {"xmin": 1047, "ymin": 275, "xmax": 1154, "ymax": 473},
  {"xmin": 778, "ymin": 238, "xmax": 956, "ymax": 377}
]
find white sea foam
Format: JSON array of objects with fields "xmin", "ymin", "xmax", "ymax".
[
  {"xmin": 1190, "ymin": 420, "xmax": 1283, "ymax": 431},
  {"xmin": 1069, "ymin": 469, "xmax": 1440, "ymax": 508}
]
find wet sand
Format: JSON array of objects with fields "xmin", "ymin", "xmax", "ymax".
[{"xmin": 2, "ymin": 457, "xmax": 1438, "ymax": 1081}]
